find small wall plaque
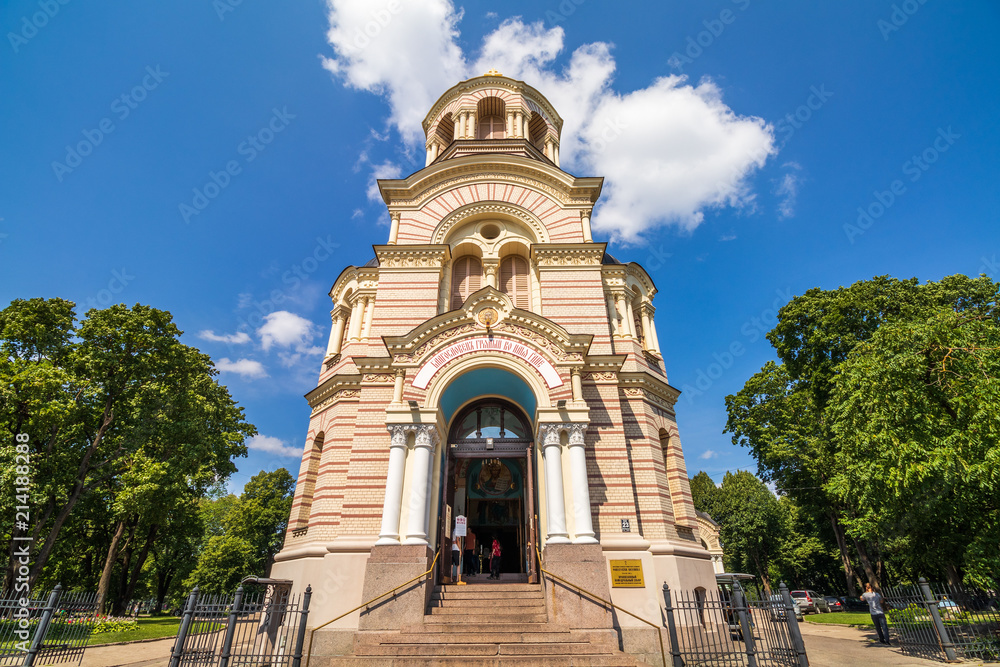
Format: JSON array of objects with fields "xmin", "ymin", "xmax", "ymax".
[
  {"xmin": 621, "ymin": 518, "xmax": 631, "ymax": 532},
  {"xmin": 610, "ymin": 559, "xmax": 644, "ymax": 588}
]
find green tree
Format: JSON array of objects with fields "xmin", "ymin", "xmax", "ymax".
[
  {"xmin": 726, "ymin": 275, "xmax": 1000, "ymax": 589},
  {"xmin": 224, "ymin": 469, "xmax": 295, "ymax": 576},
  {"xmin": 184, "ymin": 535, "xmax": 259, "ymax": 596},
  {"xmin": 710, "ymin": 471, "xmax": 785, "ymax": 594},
  {"xmin": 689, "ymin": 471, "xmax": 720, "ymax": 515},
  {"xmin": 0, "ymin": 299, "xmax": 254, "ymax": 594}
]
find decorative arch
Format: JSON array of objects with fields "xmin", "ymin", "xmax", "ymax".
[
  {"xmin": 434, "ymin": 202, "xmax": 550, "ymax": 245},
  {"xmin": 425, "ymin": 353, "xmax": 552, "ymax": 417}
]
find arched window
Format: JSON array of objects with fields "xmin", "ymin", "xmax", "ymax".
[
  {"xmin": 500, "ymin": 255, "xmax": 530, "ymax": 309},
  {"xmin": 451, "ymin": 255, "xmax": 482, "ymax": 309},
  {"xmin": 293, "ymin": 432, "xmax": 324, "ymax": 531},
  {"xmin": 478, "ymin": 115, "xmax": 506, "ymax": 140}
]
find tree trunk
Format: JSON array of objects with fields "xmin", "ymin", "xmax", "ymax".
[
  {"xmin": 95, "ymin": 519, "xmax": 127, "ymax": 616},
  {"xmin": 25, "ymin": 401, "xmax": 116, "ymax": 590},
  {"xmin": 828, "ymin": 511, "xmax": 859, "ymax": 597},
  {"xmin": 943, "ymin": 563, "xmax": 961, "ymax": 587},
  {"xmin": 118, "ymin": 524, "xmax": 157, "ymax": 615},
  {"xmin": 155, "ymin": 569, "xmax": 175, "ymax": 614},
  {"xmin": 852, "ymin": 536, "xmax": 879, "ymax": 590}
]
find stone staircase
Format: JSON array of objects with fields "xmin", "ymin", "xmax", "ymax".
[{"xmin": 342, "ymin": 582, "xmax": 648, "ymax": 666}]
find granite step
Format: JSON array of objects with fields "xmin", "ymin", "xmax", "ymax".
[
  {"xmin": 318, "ymin": 656, "xmax": 641, "ymax": 666},
  {"xmin": 428, "ymin": 598, "xmax": 547, "ymax": 608},
  {"xmin": 423, "ymin": 612, "xmax": 550, "ymax": 624}
]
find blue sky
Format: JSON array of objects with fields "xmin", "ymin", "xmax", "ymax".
[{"xmin": 2, "ymin": 1, "xmax": 998, "ymax": 493}]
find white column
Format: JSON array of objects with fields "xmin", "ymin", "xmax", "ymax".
[
  {"xmin": 506, "ymin": 111, "xmax": 514, "ymax": 138},
  {"xmin": 649, "ymin": 316, "xmax": 661, "ymax": 354},
  {"xmin": 453, "ymin": 116, "xmax": 461, "ymax": 141},
  {"xmin": 567, "ymin": 423, "xmax": 597, "ymax": 544},
  {"xmin": 606, "ymin": 293, "xmax": 620, "ymax": 338},
  {"xmin": 553, "ymin": 142, "xmax": 560, "ymax": 167},
  {"xmin": 391, "ymin": 369, "xmax": 406, "ymax": 405},
  {"xmin": 614, "ymin": 293, "xmax": 630, "ymax": 338},
  {"xmin": 540, "ymin": 425, "xmax": 570, "ymax": 544},
  {"xmin": 513, "ymin": 111, "xmax": 522, "ymax": 138},
  {"xmin": 484, "ymin": 261, "xmax": 498, "ymax": 289},
  {"xmin": 377, "ymin": 425, "xmax": 409, "ymax": 545},
  {"xmin": 425, "ymin": 143, "xmax": 433, "ymax": 167},
  {"xmin": 361, "ymin": 296, "xmax": 376, "ymax": 339},
  {"xmin": 459, "ymin": 112, "xmax": 467, "ymax": 139},
  {"xmin": 346, "ymin": 298, "xmax": 364, "ymax": 341},
  {"xmin": 581, "ymin": 210, "xmax": 593, "ymax": 243},
  {"xmin": 468, "ymin": 113, "xmax": 477, "ymax": 140},
  {"xmin": 523, "ymin": 114, "xmax": 531, "ymax": 142},
  {"xmin": 640, "ymin": 304, "xmax": 656, "ymax": 352},
  {"xmin": 326, "ymin": 311, "xmax": 347, "ymax": 357},
  {"xmin": 388, "ymin": 212, "xmax": 400, "ymax": 244},
  {"xmin": 624, "ymin": 297, "xmax": 637, "ymax": 339},
  {"xmin": 571, "ymin": 368, "xmax": 583, "ymax": 402},
  {"xmin": 403, "ymin": 425, "xmax": 438, "ymax": 545}
]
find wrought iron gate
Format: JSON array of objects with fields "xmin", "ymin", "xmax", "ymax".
[
  {"xmin": 168, "ymin": 580, "xmax": 311, "ymax": 667},
  {"xmin": 0, "ymin": 585, "xmax": 97, "ymax": 667}
]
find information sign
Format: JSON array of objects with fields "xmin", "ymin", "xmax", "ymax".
[
  {"xmin": 609, "ymin": 559, "xmax": 645, "ymax": 588},
  {"xmin": 454, "ymin": 515, "xmax": 467, "ymax": 537}
]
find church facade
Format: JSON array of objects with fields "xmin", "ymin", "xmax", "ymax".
[{"xmin": 272, "ymin": 72, "xmax": 717, "ymax": 659}]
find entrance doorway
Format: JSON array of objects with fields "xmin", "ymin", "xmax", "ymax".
[{"xmin": 440, "ymin": 399, "xmax": 538, "ymax": 584}]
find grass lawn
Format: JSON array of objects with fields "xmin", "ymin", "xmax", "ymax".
[
  {"xmin": 804, "ymin": 611, "xmax": 874, "ymax": 628},
  {"xmin": 88, "ymin": 617, "xmax": 181, "ymax": 645}
]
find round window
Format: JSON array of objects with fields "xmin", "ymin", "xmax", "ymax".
[{"xmin": 480, "ymin": 223, "xmax": 501, "ymax": 240}]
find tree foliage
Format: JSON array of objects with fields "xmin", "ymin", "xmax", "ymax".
[
  {"xmin": 725, "ymin": 275, "xmax": 1000, "ymax": 588},
  {"xmin": 0, "ymin": 298, "xmax": 258, "ymax": 607}
]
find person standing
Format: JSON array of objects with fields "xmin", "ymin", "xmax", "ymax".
[
  {"xmin": 464, "ymin": 527, "xmax": 478, "ymax": 576},
  {"xmin": 451, "ymin": 539, "xmax": 461, "ymax": 582},
  {"xmin": 861, "ymin": 583, "xmax": 891, "ymax": 645},
  {"xmin": 490, "ymin": 536, "xmax": 502, "ymax": 580}
]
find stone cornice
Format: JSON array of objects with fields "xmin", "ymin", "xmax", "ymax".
[
  {"xmin": 373, "ymin": 244, "xmax": 451, "ymax": 270},
  {"xmin": 617, "ymin": 371, "xmax": 681, "ymax": 416},
  {"xmin": 377, "ymin": 156, "xmax": 603, "ymax": 207},
  {"xmin": 531, "ymin": 243, "xmax": 607, "ymax": 268},
  {"xmin": 329, "ymin": 265, "xmax": 379, "ymax": 305},
  {"xmin": 304, "ymin": 373, "xmax": 362, "ymax": 413}
]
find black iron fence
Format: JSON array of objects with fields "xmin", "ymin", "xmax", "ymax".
[
  {"xmin": 883, "ymin": 578, "xmax": 1000, "ymax": 662},
  {"xmin": 168, "ymin": 582, "xmax": 311, "ymax": 667},
  {"xmin": 662, "ymin": 582, "xmax": 809, "ymax": 667},
  {"xmin": 0, "ymin": 585, "xmax": 97, "ymax": 667}
]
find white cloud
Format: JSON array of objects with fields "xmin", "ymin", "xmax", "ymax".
[
  {"xmin": 775, "ymin": 162, "xmax": 802, "ymax": 219},
  {"xmin": 720, "ymin": 234, "xmax": 737, "ymax": 242},
  {"xmin": 247, "ymin": 435, "xmax": 302, "ymax": 458},
  {"xmin": 257, "ymin": 311, "xmax": 317, "ymax": 352},
  {"xmin": 321, "ymin": 6, "xmax": 776, "ymax": 243},
  {"xmin": 321, "ymin": 0, "xmax": 466, "ymax": 147},
  {"xmin": 216, "ymin": 357, "xmax": 269, "ymax": 379},
  {"xmin": 700, "ymin": 450, "xmax": 718, "ymax": 460},
  {"xmin": 198, "ymin": 330, "xmax": 251, "ymax": 345},
  {"xmin": 366, "ymin": 159, "xmax": 402, "ymax": 203}
]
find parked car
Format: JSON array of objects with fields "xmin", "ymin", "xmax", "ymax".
[
  {"xmin": 790, "ymin": 589, "xmax": 827, "ymax": 613},
  {"xmin": 716, "ymin": 573, "xmax": 756, "ymax": 638},
  {"xmin": 839, "ymin": 595, "xmax": 870, "ymax": 612},
  {"xmin": 769, "ymin": 594, "xmax": 804, "ymax": 621},
  {"xmin": 824, "ymin": 596, "xmax": 844, "ymax": 612}
]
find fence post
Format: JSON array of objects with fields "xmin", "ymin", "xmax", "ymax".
[
  {"xmin": 733, "ymin": 582, "xmax": 758, "ymax": 667},
  {"xmin": 22, "ymin": 584, "xmax": 62, "ymax": 667},
  {"xmin": 168, "ymin": 587, "xmax": 200, "ymax": 667},
  {"xmin": 291, "ymin": 585, "xmax": 312, "ymax": 667},
  {"xmin": 780, "ymin": 582, "xmax": 809, "ymax": 667},
  {"xmin": 919, "ymin": 578, "xmax": 958, "ymax": 662},
  {"xmin": 660, "ymin": 584, "xmax": 684, "ymax": 667},
  {"xmin": 218, "ymin": 586, "xmax": 244, "ymax": 667}
]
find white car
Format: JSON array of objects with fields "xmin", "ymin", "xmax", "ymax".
[{"xmin": 769, "ymin": 594, "xmax": 804, "ymax": 621}]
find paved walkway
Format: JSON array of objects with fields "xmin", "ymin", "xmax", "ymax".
[
  {"xmin": 800, "ymin": 620, "xmax": 998, "ymax": 666},
  {"xmin": 71, "ymin": 636, "xmax": 174, "ymax": 667}
]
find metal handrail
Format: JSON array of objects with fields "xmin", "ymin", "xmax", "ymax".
[
  {"xmin": 304, "ymin": 548, "xmax": 440, "ymax": 667},
  {"xmin": 535, "ymin": 546, "xmax": 666, "ymax": 667}
]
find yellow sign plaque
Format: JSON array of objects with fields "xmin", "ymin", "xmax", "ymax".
[{"xmin": 609, "ymin": 559, "xmax": 645, "ymax": 588}]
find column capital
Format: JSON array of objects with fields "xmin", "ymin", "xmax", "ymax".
[
  {"xmin": 639, "ymin": 301, "xmax": 656, "ymax": 316},
  {"xmin": 567, "ymin": 422, "xmax": 588, "ymax": 447},
  {"xmin": 413, "ymin": 424, "xmax": 439, "ymax": 450},
  {"xmin": 387, "ymin": 424, "xmax": 410, "ymax": 448}
]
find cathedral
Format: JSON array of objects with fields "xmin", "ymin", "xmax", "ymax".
[{"xmin": 272, "ymin": 71, "xmax": 717, "ymax": 664}]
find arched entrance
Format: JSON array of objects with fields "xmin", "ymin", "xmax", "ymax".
[{"xmin": 440, "ymin": 398, "xmax": 538, "ymax": 584}]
